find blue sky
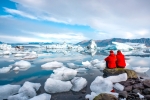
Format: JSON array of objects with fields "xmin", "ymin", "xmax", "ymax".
[{"xmin": 0, "ymin": 0, "xmax": 150, "ymax": 43}]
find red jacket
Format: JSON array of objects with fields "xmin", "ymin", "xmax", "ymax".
[
  {"xmin": 116, "ymin": 52, "xmax": 126, "ymax": 68},
  {"xmin": 105, "ymin": 53, "xmax": 116, "ymax": 69}
]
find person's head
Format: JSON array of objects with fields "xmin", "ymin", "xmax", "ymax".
[
  {"xmin": 117, "ymin": 50, "xmax": 121, "ymax": 53},
  {"xmin": 110, "ymin": 50, "xmax": 114, "ymax": 53}
]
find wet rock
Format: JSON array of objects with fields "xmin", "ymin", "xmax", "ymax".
[
  {"xmin": 93, "ymin": 93, "xmax": 118, "ymax": 100},
  {"xmin": 132, "ymin": 89, "xmax": 141, "ymax": 94},
  {"xmin": 143, "ymin": 79, "xmax": 150, "ymax": 88},
  {"xmin": 133, "ymin": 83, "xmax": 144, "ymax": 90},
  {"xmin": 144, "ymin": 95, "xmax": 150, "ymax": 99},
  {"xmin": 103, "ymin": 68, "xmax": 138, "ymax": 79},
  {"xmin": 143, "ymin": 88, "xmax": 150, "ymax": 95},
  {"xmin": 119, "ymin": 91, "xmax": 128, "ymax": 98},
  {"xmin": 124, "ymin": 86, "xmax": 132, "ymax": 91},
  {"xmin": 81, "ymin": 90, "xmax": 86, "ymax": 94},
  {"xmin": 127, "ymin": 93, "xmax": 140, "ymax": 100}
]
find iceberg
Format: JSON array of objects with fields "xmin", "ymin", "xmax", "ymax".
[
  {"xmin": 14, "ymin": 53, "xmax": 26, "ymax": 57},
  {"xmin": 85, "ymin": 92, "xmax": 97, "ymax": 100},
  {"xmin": 3, "ymin": 51, "xmax": 11, "ymax": 55},
  {"xmin": 50, "ymin": 67, "xmax": 77, "ymax": 81},
  {"xmin": 71, "ymin": 77, "xmax": 87, "ymax": 92},
  {"xmin": 0, "ymin": 84, "xmax": 20, "ymax": 100},
  {"xmin": 82, "ymin": 61, "xmax": 92, "ymax": 68},
  {"xmin": 67, "ymin": 63, "xmax": 79, "ymax": 69},
  {"xmin": 0, "ymin": 65, "xmax": 12, "ymax": 73},
  {"xmin": 90, "ymin": 59, "xmax": 100, "ymax": 65},
  {"xmin": 14, "ymin": 60, "xmax": 31, "ymax": 69},
  {"xmin": 87, "ymin": 40, "xmax": 97, "ymax": 50},
  {"xmin": 41, "ymin": 61, "xmax": 64, "ymax": 69},
  {"xmin": 44, "ymin": 78, "xmax": 72, "ymax": 93},
  {"xmin": 105, "ymin": 73, "xmax": 127, "ymax": 83},
  {"xmin": 29, "ymin": 93, "xmax": 51, "ymax": 100},
  {"xmin": 93, "ymin": 61, "xmax": 106, "ymax": 70},
  {"xmin": 90, "ymin": 76, "xmax": 113, "ymax": 94},
  {"xmin": 24, "ymin": 51, "xmax": 38, "ymax": 59},
  {"xmin": 132, "ymin": 66, "xmax": 149, "ymax": 73}
]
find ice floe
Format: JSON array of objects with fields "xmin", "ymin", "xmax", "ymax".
[
  {"xmin": 71, "ymin": 77, "xmax": 87, "ymax": 92},
  {"xmin": 132, "ymin": 66, "xmax": 149, "ymax": 73},
  {"xmin": 29, "ymin": 93, "xmax": 51, "ymax": 100},
  {"xmin": 44, "ymin": 78, "xmax": 72, "ymax": 93},
  {"xmin": 67, "ymin": 63, "xmax": 79, "ymax": 69},
  {"xmin": 0, "ymin": 84, "xmax": 20, "ymax": 100},
  {"xmin": 50, "ymin": 67, "xmax": 77, "ymax": 81},
  {"xmin": 105, "ymin": 73, "xmax": 127, "ymax": 83},
  {"xmin": 90, "ymin": 76, "xmax": 113, "ymax": 94},
  {"xmin": 113, "ymin": 83, "xmax": 124, "ymax": 91},
  {"xmin": 41, "ymin": 61, "xmax": 64, "ymax": 70},
  {"xmin": 82, "ymin": 61, "xmax": 92, "ymax": 68},
  {"xmin": 14, "ymin": 60, "xmax": 31, "ymax": 69},
  {"xmin": 24, "ymin": 51, "xmax": 38, "ymax": 59},
  {"xmin": 0, "ymin": 65, "xmax": 12, "ymax": 73},
  {"xmin": 93, "ymin": 61, "xmax": 106, "ymax": 70}
]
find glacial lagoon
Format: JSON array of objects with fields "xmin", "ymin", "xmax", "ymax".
[{"xmin": 0, "ymin": 46, "xmax": 150, "ymax": 100}]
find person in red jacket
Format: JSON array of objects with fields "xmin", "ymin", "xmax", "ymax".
[
  {"xmin": 105, "ymin": 50, "xmax": 116, "ymax": 69},
  {"xmin": 116, "ymin": 50, "xmax": 126, "ymax": 68}
]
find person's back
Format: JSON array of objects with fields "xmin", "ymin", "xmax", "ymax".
[
  {"xmin": 116, "ymin": 50, "xmax": 126, "ymax": 68},
  {"xmin": 105, "ymin": 50, "xmax": 116, "ymax": 69}
]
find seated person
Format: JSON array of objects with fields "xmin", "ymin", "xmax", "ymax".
[
  {"xmin": 116, "ymin": 50, "xmax": 126, "ymax": 68},
  {"xmin": 104, "ymin": 50, "xmax": 116, "ymax": 69}
]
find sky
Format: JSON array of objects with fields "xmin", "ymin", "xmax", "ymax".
[{"xmin": 0, "ymin": 0, "xmax": 150, "ymax": 43}]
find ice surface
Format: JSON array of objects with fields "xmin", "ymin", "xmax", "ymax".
[
  {"xmin": 82, "ymin": 61, "xmax": 92, "ymax": 68},
  {"xmin": 18, "ymin": 81, "xmax": 41, "ymax": 98},
  {"xmin": 0, "ymin": 65, "xmax": 12, "ymax": 73},
  {"xmin": 13, "ymin": 67, "xmax": 20, "ymax": 71},
  {"xmin": 90, "ymin": 76, "xmax": 113, "ymax": 94},
  {"xmin": 113, "ymin": 83, "xmax": 124, "ymax": 91},
  {"xmin": 67, "ymin": 63, "xmax": 79, "ymax": 69},
  {"xmin": 14, "ymin": 54, "xmax": 26, "ymax": 57},
  {"xmin": 29, "ymin": 93, "xmax": 51, "ymax": 100},
  {"xmin": 85, "ymin": 92, "xmax": 97, "ymax": 100},
  {"xmin": 8, "ymin": 93, "xmax": 28, "ymax": 100},
  {"xmin": 90, "ymin": 59, "xmax": 100, "ymax": 65},
  {"xmin": 50, "ymin": 67, "xmax": 77, "ymax": 81},
  {"xmin": 105, "ymin": 73, "xmax": 127, "ymax": 83},
  {"xmin": 0, "ymin": 84, "xmax": 20, "ymax": 100},
  {"xmin": 24, "ymin": 51, "xmax": 38, "ymax": 59},
  {"xmin": 71, "ymin": 77, "xmax": 87, "ymax": 92},
  {"xmin": 41, "ymin": 61, "xmax": 64, "ymax": 69},
  {"xmin": 14, "ymin": 60, "xmax": 31, "ymax": 69},
  {"xmin": 75, "ymin": 68, "xmax": 87, "ymax": 72},
  {"xmin": 93, "ymin": 61, "xmax": 106, "ymax": 70},
  {"xmin": 44, "ymin": 78, "xmax": 72, "ymax": 93},
  {"xmin": 137, "ymin": 93, "xmax": 144, "ymax": 99},
  {"xmin": 3, "ymin": 51, "xmax": 11, "ymax": 55},
  {"xmin": 132, "ymin": 66, "xmax": 149, "ymax": 73}
]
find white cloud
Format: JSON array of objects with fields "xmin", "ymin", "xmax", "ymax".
[{"xmin": 136, "ymin": 29, "xmax": 149, "ymax": 36}]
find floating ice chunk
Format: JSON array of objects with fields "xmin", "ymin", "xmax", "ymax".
[
  {"xmin": 85, "ymin": 92, "xmax": 97, "ymax": 100},
  {"xmin": 90, "ymin": 76, "xmax": 113, "ymax": 94},
  {"xmin": 8, "ymin": 59, "xmax": 15, "ymax": 62},
  {"xmin": 137, "ymin": 93, "xmax": 144, "ymax": 99},
  {"xmin": 14, "ymin": 54, "xmax": 26, "ymax": 57},
  {"xmin": 44, "ymin": 78, "xmax": 72, "ymax": 93},
  {"xmin": 71, "ymin": 77, "xmax": 87, "ymax": 92},
  {"xmin": 113, "ymin": 83, "xmax": 124, "ymax": 91},
  {"xmin": 82, "ymin": 61, "xmax": 92, "ymax": 68},
  {"xmin": 24, "ymin": 51, "xmax": 38, "ymax": 59},
  {"xmin": 18, "ymin": 81, "xmax": 41, "ymax": 98},
  {"xmin": 0, "ymin": 84, "xmax": 20, "ymax": 100},
  {"xmin": 14, "ymin": 60, "xmax": 31, "ymax": 69},
  {"xmin": 29, "ymin": 93, "xmax": 51, "ymax": 100},
  {"xmin": 50, "ymin": 67, "xmax": 77, "ymax": 81},
  {"xmin": 132, "ymin": 66, "xmax": 149, "ymax": 73},
  {"xmin": 8, "ymin": 93, "xmax": 28, "ymax": 100},
  {"xmin": 13, "ymin": 67, "xmax": 20, "ymax": 71},
  {"xmin": 105, "ymin": 73, "xmax": 127, "ymax": 83},
  {"xmin": 75, "ymin": 68, "xmax": 87, "ymax": 72},
  {"xmin": 0, "ymin": 65, "xmax": 12, "ymax": 73},
  {"xmin": 41, "ymin": 61, "xmax": 63, "ymax": 69},
  {"xmin": 3, "ymin": 51, "xmax": 11, "ymax": 55},
  {"xmin": 90, "ymin": 59, "xmax": 100, "ymax": 65},
  {"xmin": 67, "ymin": 63, "xmax": 79, "ymax": 69},
  {"xmin": 94, "ymin": 61, "xmax": 106, "ymax": 70}
]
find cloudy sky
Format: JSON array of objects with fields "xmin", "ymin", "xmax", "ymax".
[{"xmin": 0, "ymin": 0, "xmax": 150, "ymax": 43}]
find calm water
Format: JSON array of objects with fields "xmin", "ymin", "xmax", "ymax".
[{"xmin": 0, "ymin": 47, "xmax": 150, "ymax": 100}]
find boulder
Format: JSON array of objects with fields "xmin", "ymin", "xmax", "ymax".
[
  {"xmin": 143, "ymin": 88, "xmax": 150, "ymax": 95},
  {"xmin": 103, "ymin": 68, "xmax": 138, "ymax": 79},
  {"xmin": 93, "ymin": 93, "xmax": 118, "ymax": 100},
  {"xmin": 119, "ymin": 91, "xmax": 128, "ymax": 98},
  {"xmin": 143, "ymin": 79, "xmax": 150, "ymax": 88},
  {"xmin": 124, "ymin": 86, "xmax": 132, "ymax": 91}
]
